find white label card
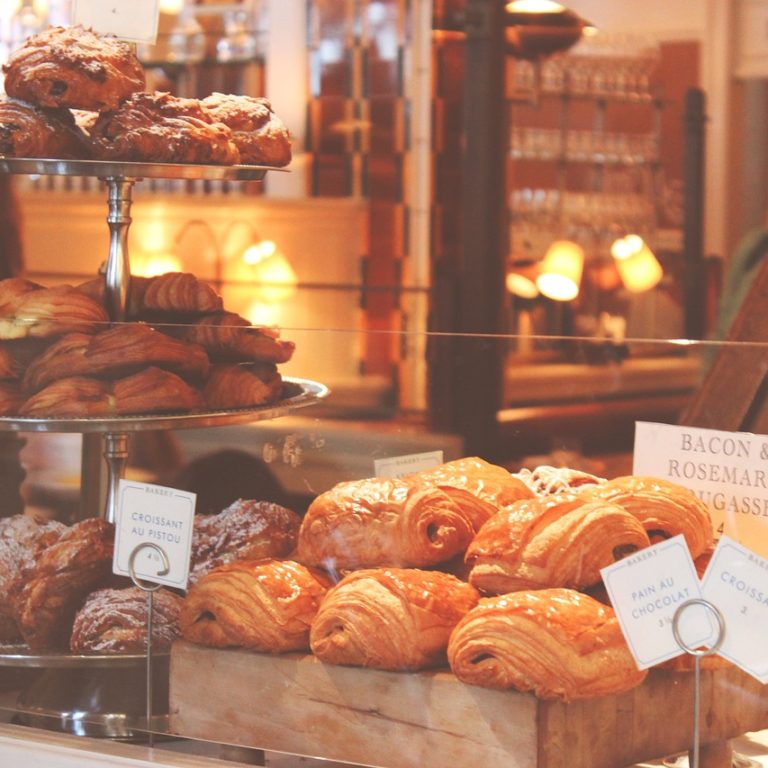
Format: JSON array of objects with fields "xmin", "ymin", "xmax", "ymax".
[
  {"xmin": 72, "ymin": 0, "xmax": 160, "ymax": 43},
  {"xmin": 374, "ymin": 450, "xmax": 444, "ymax": 478},
  {"xmin": 600, "ymin": 535, "xmax": 714, "ymax": 669},
  {"xmin": 700, "ymin": 536, "xmax": 768, "ymax": 683},
  {"xmin": 112, "ymin": 479, "xmax": 195, "ymax": 590},
  {"xmin": 633, "ymin": 421, "xmax": 768, "ymax": 557}
]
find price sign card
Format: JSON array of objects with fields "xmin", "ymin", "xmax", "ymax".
[
  {"xmin": 634, "ymin": 421, "xmax": 768, "ymax": 557},
  {"xmin": 700, "ymin": 536, "xmax": 768, "ymax": 682},
  {"xmin": 72, "ymin": 0, "xmax": 160, "ymax": 43},
  {"xmin": 374, "ymin": 450, "xmax": 444, "ymax": 478},
  {"xmin": 601, "ymin": 535, "xmax": 713, "ymax": 669},
  {"xmin": 113, "ymin": 479, "xmax": 195, "ymax": 590}
]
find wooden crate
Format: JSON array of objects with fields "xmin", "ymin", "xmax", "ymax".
[{"xmin": 169, "ymin": 642, "xmax": 768, "ymax": 768}]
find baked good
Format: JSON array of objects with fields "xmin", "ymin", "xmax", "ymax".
[
  {"xmin": 0, "ymin": 339, "xmax": 48, "ymax": 379},
  {"xmin": 0, "ymin": 380, "xmax": 23, "ymax": 415},
  {"xmin": 200, "ymin": 93, "xmax": 292, "ymax": 167},
  {"xmin": 203, "ymin": 362, "xmax": 285, "ymax": 410},
  {"xmin": 514, "ymin": 464, "xmax": 606, "ymax": 496},
  {"xmin": 447, "ymin": 588, "xmax": 647, "ymax": 700},
  {"xmin": 0, "ymin": 283, "xmax": 109, "ymax": 340},
  {"xmin": 578, "ymin": 475, "xmax": 714, "ymax": 558},
  {"xmin": 297, "ymin": 476, "xmax": 482, "ymax": 570},
  {"xmin": 3, "ymin": 25, "xmax": 144, "ymax": 112},
  {"xmin": 21, "ymin": 324, "xmax": 210, "ymax": 394},
  {"xmin": 89, "ymin": 91, "xmax": 239, "ymax": 164},
  {"xmin": 19, "ymin": 367, "xmax": 204, "ymax": 418},
  {"xmin": 310, "ymin": 568, "xmax": 480, "ymax": 671},
  {"xmin": 412, "ymin": 456, "xmax": 534, "ymax": 526},
  {"xmin": 190, "ymin": 498, "xmax": 302, "ymax": 584},
  {"xmin": 0, "ymin": 97, "xmax": 89, "ymax": 159},
  {"xmin": 173, "ymin": 312, "xmax": 295, "ymax": 363},
  {"xmin": 70, "ymin": 586, "xmax": 183, "ymax": 654},
  {"xmin": 181, "ymin": 558, "xmax": 332, "ymax": 652},
  {"xmin": 16, "ymin": 517, "xmax": 114, "ymax": 650},
  {"xmin": 465, "ymin": 494, "xmax": 650, "ymax": 594}
]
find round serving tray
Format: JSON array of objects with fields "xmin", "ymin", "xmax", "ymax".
[
  {"xmin": 0, "ymin": 156, "xmax": 285, "ymax": 180},
  {"xmin": 0, "ymin": 646, "xmax": 167, "ymax": 669},
  {"xmin": 0, "ymin": 377, "xmax": 329, "ymax": 434}
]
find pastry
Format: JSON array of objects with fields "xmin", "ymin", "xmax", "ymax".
[
  {"xmin": 181, "ymin": 558, "xmax": 332, "ymax": 652},
  {"xmin": 310, "ymin": 567, "xmax": 480, "ymax": 671},
  {"xmin": 578, "ymin": 475, "xmax": 714, "ymax": 558},
  {"xmin": 190, "ymin": 498, "xmax": 302, "ymax": 584},
  {"xmin": 200, "ymin": 93, "xmax": 292, "ymax": 167},
  {"xmin": 2, "ymin": 25, "xmax": 145, "ymax": 112},
  {"xmin": 465, "ymin": 494, "xmax": 650, "ymax": 594},
  {"xmin": 89, "ymin": 91, "xmax": 240, "ymax": 164},
  {"xmin": 0, "ymin": 96, "xmax": 89, "ymax": 159},
  {"xmin": 16, "ymin": 517, "xmax": 114, "ymax": 651},
  {"xmin": 203, "ymin": 362, "xmax": 285, "ymax": 410},
  {"xmin": 0, "ymin": 339, "xmax": 48, "ymax": 379},
  {"xmin": 21, "ymin": 324, "xmax": 210, "ymax": 394},
  {"xmin": 514, "ymin": 464, "xmax": 606, "ymax": 496},
  {"xmin": 0, "ymin": 283, "xmax": 109, "ymax": 340},
  {"xmin": 19, "ymin": 367, "xmax": 204, "ymax": 418},
  {"xmin": 447, "ymin": 588, "xmax": 648, "ymax": 700},
  {"xmin": 297, "ymin": 476, "xmax": 482, "ymax": 570},
  {"xmin": 0, "ymin": 380, "xmax": 23, "ymax": 416},
  {"xmin": 70, "ymin": 586, "xmax": 183, "ymax": 654}
]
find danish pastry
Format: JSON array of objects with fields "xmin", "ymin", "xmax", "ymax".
[
  {"xmin": 200, "ymin": 93, "xmax": 292, "ymax": 167},
  {"xmin": 465, "ymin": 494, "xmax": 650, "ymax": 594},
  {"xmin": 0, "ymin": 97, "xmax": 89, "ymax": 159},
  {"xmin": 181, "ymin": 559, "xmax": 332, "ymax": 652},
  {"xmin": 447, "ymin": 588, "xmax": 647, "ymax": 700},
  {"xmin": 297, "ymin": 476, "xmax": 481, "ymax": 570},
  {"xmin": 578, "ymin": 475, "xmax": 714, "ymax": 558},
  {"xmin": 310, "ymin": 568, "xmax": 480, "ymax": 671},
  {"xmin": 89, "ymin": 91, "xmax": 240, "ymax": 164},
  {"xmin": 70, "ymin": 586, "xmax": 183, "ymax": 654},
  {"xmin": 2, "ymin": 25, "xmax": 145, "ymax": 112},
  {"xmin": 203, "ymin": 362, "xmax": 285, "ymax": 410}
]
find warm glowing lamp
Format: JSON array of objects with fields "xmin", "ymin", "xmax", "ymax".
[
  {"xmin": 506, "ymin": 262, "xmax": 540, "ymax": 299},
  {"xmin": 610, "ymin": 234, "xmax": 663, "ymax": 292},
  {"xmin": 133, "ymin": 252, "xmax": 183, "ymax": 278},
  {"xmin": 242, "ymin": 240, "xmax": 299, "ymax": 303},
  {"xmin": 536, "ymin": 240, "xmax": 584, "ymax": 301},
  {"xmin": 505, "ymin": 0, "xmax": 593, "ymax": 61},
  {"xmin": 159, "ymin": 0, "xmax": 184, "ymax": 13}
]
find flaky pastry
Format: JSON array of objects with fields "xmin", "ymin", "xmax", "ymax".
[{"xmin": 203, "ymin": 362, "xmax": 285, "ymax": 410}]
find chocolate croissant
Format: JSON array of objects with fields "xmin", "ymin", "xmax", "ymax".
[
  {"xmin": 21, "ymin": 324, "xmax": 210, "ymax": 394},
  {"xmin": 181, "ymin": 559, "xmax": 332, "ymax": 652},
  {"xmin": 578, "ymin": 475, "xmax": 714, "ymax": 558},
  {"xmin": 310, "ymin": 568, "xmax": 480, "ymax": 671},
  {"xmin": 465, "ymin": 494, "xmax": 650, "ymax": 594},
  {"xmin": 447, "ymin": 588, "xmax": 647, "ymax": 700},
  {"xmin": 297, "ymin": 476, "xmax": 484, "ymax": 570}
]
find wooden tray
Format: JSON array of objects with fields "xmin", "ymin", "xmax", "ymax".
[{"xmin": 169, "ymin": 642, "xmax": 768, "ymax": 768}]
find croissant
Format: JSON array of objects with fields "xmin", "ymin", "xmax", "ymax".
[
  {"xmin": 21, "ymin": 324, "xmax": 210, "ymax": 394},
  {"xmin": 0, "ymin": 278, "xmax": 42, "ymax": 313},
  {"xmin": 0, "ymin": 339, "xmax": 47, "ymax": 380},
  {"xmin": 0, "ymin": 97, "xmax": 89, "ymax": 159},
  {"xmin": 297, "ymin": 476, "xmax": 483, "ymax": 570},
  {"xmin": 0, "ymin": 284, "xmax": 109, "ymax": 340},
  {"xmin": 70, "ymin": 586, "xmax": 183, "ymax": 654},
  {"xmin": 310, "ymin": 568, "xmax": 480, "ymax": 671},
  {"xmin": 181, "ymin": 559, "xmax": 332, "ymax": 652},
  {"xmin": 447, "ymin": 588, "xmax": 648, "ymax": 700},
  {"xmin": 2, "ymin": 25, "xmax": 145, "ymax": 112},
  {"xmin": 578, "ymin": 475, "xmax": 714, "ymax": 558},
  {"xmin": 190, "ymin": 498, "xmax": 302, "ymax": 584},
  {"xmin": 16, "ymin": 518, "xmax": 114, "ymax": 651},
  {"xmin": 0, "ymin": 380, "xmax": 23, "ymax": 416},
  {"xmin": 203, "ymin": 362, "xmax": 285, "ymax": 410},
  {"xmin": 513, "ymin": 464, "xmax": 606, "ymax": 496},
  {"xmin": 465, "ymin": 494, "xmax": 650, "ymax": 594}
]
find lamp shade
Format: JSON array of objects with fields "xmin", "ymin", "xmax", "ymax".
[
  {"xmin": 611, "ymin": 235, "xmax": 663, "ymax": 292},
  {"xmin": 536, "ymin": 239, "xmax": 584, "ymax": 301},
  {"xmin": 505, "ymin": 0, "xmax": 592, "ymax": 61},
  {"xmin": 506, "ymin": 261, "xmax": 540, "ymax": 299}
]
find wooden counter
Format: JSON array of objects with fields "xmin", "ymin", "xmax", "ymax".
[{"xmin": 169, "ymin": 642, "xmax": 768, "ymax": 768}]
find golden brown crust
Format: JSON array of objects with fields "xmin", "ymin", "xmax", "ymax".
[
  {"xmin": 0, "ymin": 278, "xmax": 42, "ymax": 313},
  {"xmin": 203, "ymin": 362, "xmax": 285, "ymax": 410},
  {"xmin": 465, "ymin": 494, "xmax": 650, "ymax": 594},
  {"xmin": 16, "ymin": 518, "xmax": 115, "ymax": 651},
  {"xmin": 0, "ymin": 339, "xmax": 48, "ymax": 380},
  {"xmin": 578, "ymin": 475, "xmax": 714, "ymax": 558},
  {"xmin": 0, "ymin": 380, "xmax": 23, "ymax": 415},
  {"xmin": 0, "ymin": 97, "xmax": 89, "ymax": 159},
  {"xmin": 112, "ymin": 366, "xmax": 204, "ymax": 414},
  {"xmin": 181, "ymin": 559, "xmax": 332, "ymax": 652},
  {"xmin": 513, "ymin": 464, "xmax": 606, "ymax": 496},
  {"xmin": 200, "ymin": 93, "xmax": 291, "ymax": 167},
  {"xmin": 297, "ymin": 476, "xmax": 482, "ymax": 570},
  {"xmin": 310, "ymin": 567, "xmax": 480, "ymax": 671},
  {"xmin": 90, "ymin": 91, "xmax": 239, "ymax": 164},
  {"xmin": 21, "ymin": 324, "xmax": 210, "ymax": 394},
  {"xmin": 2, "ymin": 26, "xmax": 145, "ymax": 112},
  {"xmin": 447, "ymin": 588, "xmax": 648, "ymax": 700}
]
